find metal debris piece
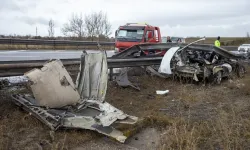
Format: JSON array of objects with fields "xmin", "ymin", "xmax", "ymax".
[
  {"xmin": 24, "ymin": 60, "xmax": 80, "ymax": 108},
  {"xmin": 145, "ymin": 66, "xmax": 169, "ymax": 78},
  {"xmin": 12, "ymin": 50, "xmax": 138, "ymax": 143},
  {"xmin": 76, "ymin": 51, "xmax": 108, "ymax": 102},
  {"xmin": 115, "ymin": 68, "xmax": 140, "ymax": 91}
]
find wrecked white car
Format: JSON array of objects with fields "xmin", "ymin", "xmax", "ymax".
[
  {"xmin": 112, "ymin": 40, "xmax": 247, "ymax": 84},
  {"xmin": 159, "ymin": 44, "xmax": 246, "ymax": 84},
  {"xmin": 11, "ymin": 50, "xmax": 138, "ymax": 143}
]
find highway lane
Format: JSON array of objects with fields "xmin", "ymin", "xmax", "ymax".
[
  {"xmin": 0, "ymin": 48, "xmax": 243, "ymax": 62},
  {"xmin": 0, "ymin": 50, "xmax": 115, "ymax": 62}
]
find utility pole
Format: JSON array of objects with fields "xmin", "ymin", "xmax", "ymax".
[{"xmin": 36, "ymin": 27, "xmax": 38, "ymax": 37}]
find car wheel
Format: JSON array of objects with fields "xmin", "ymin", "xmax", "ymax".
[
  {"xmin": 214, "ymin": 71, "xmax": 222, "ymax": 84},
  {"xmin": 236, "ymin": 64, "xmax": 246, "ymax": 78}
]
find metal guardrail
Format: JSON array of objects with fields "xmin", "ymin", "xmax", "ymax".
[
  {"xmin": 0, "ymin": 57, "xmax": 162, "ymax": 77},
  {"xmin": 0, "ymin": 38, "xmax": 115, "ymax": 46},
  {"xmin": 0, "ymin": 38, "xmax": 238, "ymax": 50}
]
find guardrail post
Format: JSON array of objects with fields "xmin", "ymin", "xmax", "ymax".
[
  {"xmin": 9, "ymin": 39, "xmax": 12, "ymax": 50},
  {"xmin": 53, "ymin": 40, "xmax": 55, "ymax": 50},
  {"xmin": 109, "ymin": 68, "xmax": 113, "ymax": 81}
]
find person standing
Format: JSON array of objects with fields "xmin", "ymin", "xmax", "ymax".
[
  {"xmin": 177, "ymin": 38, "xmax": 182, "ymax": 43},
  {"xmin": 214, "ymin": 36, "xmax": 221, "ymax": 47},
  {"xmin": 167, "ymin": 36, "xmax": 172, "ymax": 42}
]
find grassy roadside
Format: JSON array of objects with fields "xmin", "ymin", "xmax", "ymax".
[{"xmin": 0, "ymin": 67, "xmax": 249, "ymax": 149}]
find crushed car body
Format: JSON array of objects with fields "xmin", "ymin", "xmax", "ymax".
[
  {"xmin": 11, "ymin": 50, "xmax": 138, "ymax": 143},
  {"xmin": 112, "ymin": 40, "xmax": 247, "ymax": 84},
  {"xmin": 158, "ymin": 43, "xmax": 247, "ymax": 84}
]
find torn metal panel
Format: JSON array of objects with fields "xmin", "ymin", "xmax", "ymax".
[
  {"xmin": 63, "ymin": 116, "xmax": 127, "ymax": 143},
  {"xmin": 11, "ymin": 94, "xmax": 137, "ymax": 143},
  {"xmin": 24, "ymin": 60, "xmax": 80, "ymax": 108},
  {"xmin": 76, "ymin": 51, "xmax": 108, "ymax": 102},
  {"xmin": 145, "ymin": 66, "xmax": 169, "ymax": 78},
  {"xmin": 12, "ymin": 51, "xmax": 138, "ymax": 143},
  {"xmin": 158, "ymin": 47, "xmax": 180, "ymax": 74},
  {"xmin": 115, "ymin": 68, "xmax": 140, "ymax": 91}
]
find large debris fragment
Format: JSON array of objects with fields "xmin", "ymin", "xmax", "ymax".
[
  {"xmin": 11, "ymin": 50, "xmax": 138, "ymax": 143},
  {"xmin": 24, "ymin": 60, "xmax": 80, "ymax": 108},
  {"xmin": 115, "ymin": 68, "xmax": 140, "ymax": 91},
  {"xmin": 76, "ymin": 51, "xmax": 108, "ymax": 102}
]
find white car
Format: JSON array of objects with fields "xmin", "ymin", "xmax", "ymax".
[{"xmin": 238, "ymin": 44, "xmax": 250, "ymax": 53}]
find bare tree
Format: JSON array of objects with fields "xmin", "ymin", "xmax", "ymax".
[
  {"xmin": 84, "ymin": 14, "xmax": 96, "ymax": 41},
  {"xmin": 247, "ymin": 32, "xmax": 250, "ymax": 38},
  {"xmin": 84, "ymin": 11, "xmax": 112, "ymax": 41},
  {"xmin": 48, "ymin": 19, "xmax": 55, "ymax": 38},
  {"xmin": 61, "ymin": 13, "xmax": 85, "ymax": 38}
]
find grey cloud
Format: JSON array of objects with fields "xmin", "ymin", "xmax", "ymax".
[
  {"xmin": 16, "ymin": 16, "xmax": 49, "ymax": 26},
  {"xmin": 0, "ymin": 0, "xmax": 249, "ymax": 37},
  {"xmin": 15, "ymin": 16, "xmax": 60, "ymax": 28},
  {"xmin": 0, "ymin": 0, "xmax": 37, "ymax": 14},
  {"xmin": 142, "ymin": 7, "xmax": 249, "ymax": 27},
  {"xmin": 0, "ymin": 0, "xmax": 25, "ymax": 13}
]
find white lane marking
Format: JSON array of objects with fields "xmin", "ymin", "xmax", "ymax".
[
  {"xmin": 0, "ymin": 51, "xmax": 19, "ymax": 53},
  {"xmin": 0, "ymin": 50, "xmax": 26, "ymax": 53},
  {"xmin": 0, "ymin": 56, "xmax": 39, "ymax": 57}
]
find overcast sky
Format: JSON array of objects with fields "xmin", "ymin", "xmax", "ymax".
[{"xmin": 0, "ymin": 0, "xmax": 249, "ymax": 37}]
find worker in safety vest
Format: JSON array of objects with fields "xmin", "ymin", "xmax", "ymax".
[{"xmin": 214, "ymin": 36, "xmax": 220, "ymax": 47}]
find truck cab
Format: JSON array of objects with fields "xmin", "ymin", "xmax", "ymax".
[{"xmin": 115, "ymin": 23, "xmax": 162, "ymax": 53}]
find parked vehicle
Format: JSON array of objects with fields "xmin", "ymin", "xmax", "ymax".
[
  {"xmin": 161, "ymin": 36, "xmax": 186, "ymax": 43},
  {"xmin": 238, "ymin": 44, "xmax": 250, "ymax": 53},
  {"xmin": 171, "ymin": 37, "xmax": 186, "ymax": 43}
]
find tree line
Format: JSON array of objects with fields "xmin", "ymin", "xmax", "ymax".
[
  {"xmin": 0, "ymin": 11, "xmax": 113, "ymax": 41},
  {"xmin": 48, "ymin": 11, "xmax": 112, "ymax": 41}
]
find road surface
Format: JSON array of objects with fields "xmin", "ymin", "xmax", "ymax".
[
  {"xmin": 0, "ymin": 48, "xmax": 245, "ymax": 62},
  {"xmin": 0, "ymin": 50, "xmax": 115, "ymax": 62}
]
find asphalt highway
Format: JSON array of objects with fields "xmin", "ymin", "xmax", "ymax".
[
  {"xmin": 0, "ymin": 49, "xmax": 244, "ymax": 62},
  {"xmin": 0, "ymin": 50, "xmax": 115, "ymax": 62}
]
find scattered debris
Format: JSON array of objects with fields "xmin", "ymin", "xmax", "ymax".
[
  {"xmin": 115, "ymin": 68, "xmax": 140, "ymax": 91},
  {"xmin": 156, "ymin": 90, "xmax": 169, "ymax": 95},
  {"xmin": 11, "ymin": 50, "xmax": 138, "ymax": 143},
  {"xmin": 146, "ymin": 66, "xmax": 169, "ymax": 78}
]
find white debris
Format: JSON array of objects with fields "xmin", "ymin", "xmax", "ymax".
[
  {"xmin": 13, "ymin": 50, "xmax": 138, "ymax": 143},
  {"xmin": 156, "ymin": 90, "xmax": 169, "ymax": 95},
  {"xmin": 24, "ymin": 60, "xmax": 80, "ymax": 108},
  {"xmin": 158, "ymin": 47, "xmax": 180, "ymax": 74}
]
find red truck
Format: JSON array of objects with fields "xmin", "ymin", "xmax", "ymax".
[{"xmin": 115, "ymin": 23, "xmax": 162, "ymax": 55}]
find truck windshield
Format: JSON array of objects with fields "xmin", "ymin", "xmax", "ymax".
[{"xmin": 116, "ymin": 29, "xmax": 144, "ymax": 42}]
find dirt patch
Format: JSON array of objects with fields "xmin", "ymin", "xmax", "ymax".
[
  {"xmin": 0, "ymin": 66, "xmax": 250, "ymax": 149},
  {"xmin": 126, "ymin": 127, "xmax": 161, "ymax": 150}
]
